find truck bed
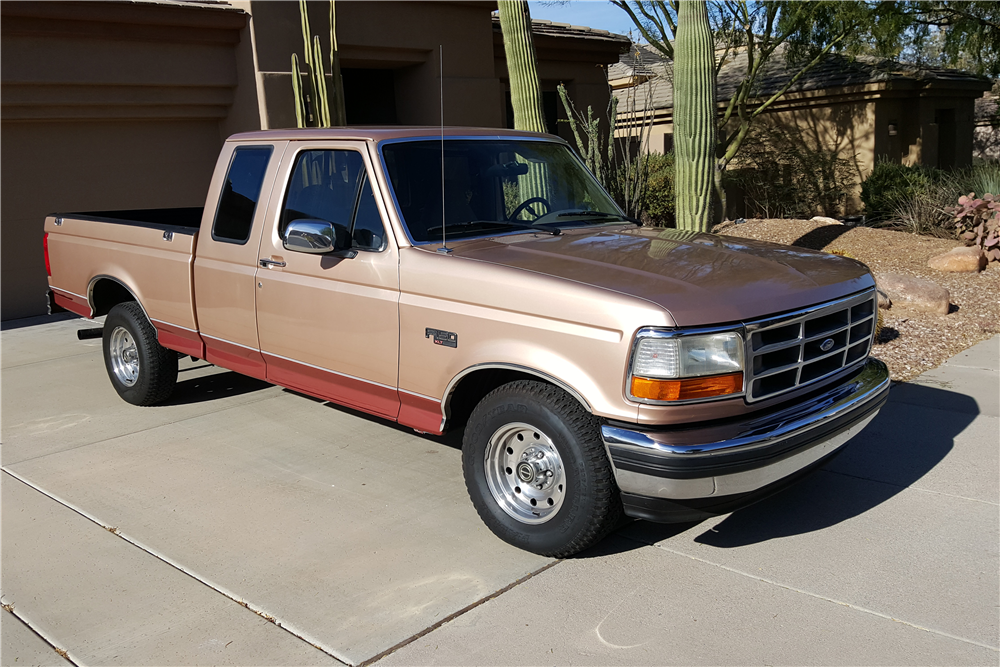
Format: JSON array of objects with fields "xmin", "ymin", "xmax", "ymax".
[
  {"xmin": 65, "ymin": 207, "xmax": 203, "ymax": 232},
  {"xmin": 45, "ymin": 208, "xmax": 202, "ymax": 332}
]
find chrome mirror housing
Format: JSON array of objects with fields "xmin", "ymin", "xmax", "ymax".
[{"xmin": 283, "ymin": 219, "xmax": 337, "ymax": 254}]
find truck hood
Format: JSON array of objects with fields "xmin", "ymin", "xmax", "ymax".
[{"xmin": 450, "ymin": 226, "xmax": 875, "ymax": 326}]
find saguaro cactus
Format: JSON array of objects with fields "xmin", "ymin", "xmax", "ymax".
[
  {"xmin": 328, "ymin": 0, "xmax": 346, "ymax": 126},
  {"xmin": 673, "ymin": 0, "xmax": 716, "ymax": 231},
  {"xmin": 290, "ymin": 0, "xmax": 347, "ymax": 128},
  {"xmin": 498, "ymin": 0, "xmax": 546, "ymax": 133},
  {"xmin": 497, "ymin": 0, "xmax": 549, "ymax": 214}
]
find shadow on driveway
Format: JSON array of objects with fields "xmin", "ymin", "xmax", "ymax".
[
  {"xmin": 256, "ymin": 380, "xmax": 975, "ymax": 556},
  {"xmin": 595, "ymin": 383, "xmax": 977, "ymax": 553},
  {"xmin": 161, "ymin": 369, "xmax": 273, "ymax": 406}
]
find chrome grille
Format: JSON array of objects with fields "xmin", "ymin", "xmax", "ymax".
[{"xmin": 745, "ymin": 290, "xmax": 877, "ymax": 403}]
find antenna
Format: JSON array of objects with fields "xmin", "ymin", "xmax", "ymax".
[{"xmin": 437, "ymin": 44, "xmax": 452, "ymax": 254}]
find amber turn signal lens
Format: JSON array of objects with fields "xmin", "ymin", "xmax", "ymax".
[{"xmin": 631, "ymin": 372, "xmax": 743, "ymax": 401}]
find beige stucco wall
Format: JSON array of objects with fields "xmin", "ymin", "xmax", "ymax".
[
  {"xmin": 1, "ymin": 1, "xmax": 258, "ymax": 321},
  {"xmin": 729, "ymin": 92, "xmax": 877, "ymax": 216},
  {"xmin": 240, "ymin": 0, "xmax": 503, "ymax": 129},
  {"xmin": 1, "ymin": 0, "xmax": 625, "ymax": 320}
]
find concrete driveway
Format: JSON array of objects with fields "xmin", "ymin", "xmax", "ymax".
[{"xmin": 2, "ymin": 315, "xmax": 997, "ymax": 666}]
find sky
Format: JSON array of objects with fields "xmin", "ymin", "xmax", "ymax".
[{"xmin": 527, "ymin": 1, "xmax": 639, "ymax": 39}]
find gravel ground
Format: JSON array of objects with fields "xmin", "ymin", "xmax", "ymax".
[{"xmin": 713, "ymin": 218, "xmax": 1000, "ymax": 382}]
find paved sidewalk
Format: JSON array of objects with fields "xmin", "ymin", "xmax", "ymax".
[{"xmin": 2, "ymin": 315, "xmax": 997, "ymax": 666}]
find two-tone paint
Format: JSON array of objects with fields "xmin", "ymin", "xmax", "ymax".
[{"xmin": 44, "ymin": 127, "xmax": 877, "ymax": 440}]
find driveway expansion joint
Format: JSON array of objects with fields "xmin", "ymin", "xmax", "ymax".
[
  {"xmin": 2, "ymin": 606, "xmax": 79, "ymax": 666},
  {"xmin": 359, "ymin": 559, "xmax": 560, "ymax": 667},
  {"xmin": 619, "ymin": 532, "xmax": 1000, "ymax": 653},
  {"xmin": 1, "ymin": 467, "xmax": 352, "ymax": 667},
  {"xmin": 820, "ymin": 468, "xmax": 1000, "ymax": 506}
]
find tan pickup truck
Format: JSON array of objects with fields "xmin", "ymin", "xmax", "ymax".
[{"xmin": 45, "ymin": 127, "xmax": 889, "ymax": 556}]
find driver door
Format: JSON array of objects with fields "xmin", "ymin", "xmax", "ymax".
[{"xmin": 254, "ymin": 142, "xmax": 400, "ymax": 419}]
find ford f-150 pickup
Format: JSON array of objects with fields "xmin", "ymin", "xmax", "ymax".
[{"xmin": 44, "ymin": 127, "xmax": 890, "ymax": 557}]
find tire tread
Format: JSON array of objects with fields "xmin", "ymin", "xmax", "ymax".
[
  {"xmin": 104, "ymin": 301, "xmax": 177, "ymax": 406},
  {"xmin": 464, "ymin": 380, "xmax": 622, "ymax": 558}
]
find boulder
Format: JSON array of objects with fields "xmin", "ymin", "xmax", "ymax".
[
  {"xmin": 810, "ymin": 216, "xmax": 842, "ymax": 225},
  {"xmin": 876, "ymin": 273, "xmax": 950, "ymax": 315},
  {"xmin": 876, "ymin": 287, "xmax": 891, "ymax": 310},
  {"xmin": 927, "ymin": 246, "xmax": 986, "ymax": 273}
]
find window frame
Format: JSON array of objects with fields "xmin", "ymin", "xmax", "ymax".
[{"xmin": 277, "ymin": 146, "xmax": 389, "ymax": 254}]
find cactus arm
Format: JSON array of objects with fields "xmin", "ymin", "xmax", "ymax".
[
  {"xmin": 299, "ymin": 0, "xmax": 312, "ymax": 68},
  {"xmin": 313, "ymin": 35, "xmax": 331, "ymax": 127},
  {"xmin": 291, "ymin": 53, "xmax": 306, "ymax": 128},
  {"xmin": 673, "ymin": 0, "xmax": 716, "ymax": 231},
  {"xmin": 329, "ymin": 0, "xmax": 347, "ymax": 126}
]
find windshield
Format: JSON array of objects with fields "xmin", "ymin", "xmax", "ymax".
[{"xmin": 381, "ymin": 139, "xmax": 625, "ymax": 243}]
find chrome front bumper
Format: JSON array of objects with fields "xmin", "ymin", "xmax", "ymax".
[{"xmin": 602, "ymin": 359, "xmax": 890, "ymax": 521}]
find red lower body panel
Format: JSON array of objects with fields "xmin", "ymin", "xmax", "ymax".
[
  {"xmin": 203, "ymin": 336, "xmax": 268, "ymax": 381},
  {"xmin": 398, "ymin": 391, "xmax": 445, "ymax": 435},
  {"xmin": 51, "ymin": 289, "xmax": 92, "ymax": 318},
  {"xmin": 153, "ymin": 320, "xmax": 205, "ymax": 359},
  {"xmin": 262, "ymin": 353, "xmax": 400, "ymax": 421}
]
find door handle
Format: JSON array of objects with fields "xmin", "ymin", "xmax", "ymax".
[{"xmin": 259, "ymin": 258, "xmax": 286, "ymax": 268}]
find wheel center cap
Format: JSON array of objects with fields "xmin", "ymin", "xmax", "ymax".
[{"xmin": 516, "ymin": 462, "xmax": 535, "ymax": 483}]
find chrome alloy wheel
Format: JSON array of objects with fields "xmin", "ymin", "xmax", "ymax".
[
  {"xmin": 109, "ymin": 326, "xmax": 139, "ymax": 387},
  {"xmin": 484, "ymin": 422, "xmax": 566, "ymax": 524}
]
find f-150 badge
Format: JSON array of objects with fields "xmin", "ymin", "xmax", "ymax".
[{"xmin": 425, "ymin": 328, "xmax": 458, "ymax": 348}]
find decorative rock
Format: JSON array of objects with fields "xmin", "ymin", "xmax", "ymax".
[
  {"xmin": 810, "ymin": 216, "xmax": 842, "ymax": 225},
  {"xmin": 876, "ymin": 273, "xmax": 950, "ymax": 315},
  {"xmin": 876, "ymin": 287, "xmax": 891, "ymax": 309},
  {"xmin": 927, "ymin": 246, "xmax": 986, "ymax": 273}
]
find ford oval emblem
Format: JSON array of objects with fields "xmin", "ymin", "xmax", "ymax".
[{"xmin": 820, "ymin": 338, "xmax": 835, "ymax": 352}]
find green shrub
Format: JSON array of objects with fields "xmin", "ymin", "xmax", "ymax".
[
  {"xmin": 642, "ymin": 151, "xmax": 675, "ymax": 226},
  {"xmin": 966, "ymin": 161, "xmax": 1000, "ymax": 200},
  {"xmin": 883, "ymin": 161, "xmax": 1000, "ymax": 236},
  {"xmin": 861, "ymin": 160, "xmax": 940, "ymax": 221}
]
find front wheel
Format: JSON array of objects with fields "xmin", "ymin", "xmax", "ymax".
[
  {"xmin": 462, "ymin": 380, "xmax": 621, "ymax": 557},
  {"xmin": 102, "ymin": 302, "xmax": 177, "ymax": 406}
]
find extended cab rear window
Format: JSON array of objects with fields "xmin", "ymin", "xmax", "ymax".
[{"xmin": 212, "ymin": 146, "xmax": 273, "ymax": 244}]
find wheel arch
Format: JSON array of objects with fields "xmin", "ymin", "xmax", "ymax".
[
  {"xmin": 443, "ymin": 363, "xmax": 593, "ymax": 429},
  {"xmin": 88, "ymin": 275, "xmax": 152, "ymax": 325}
]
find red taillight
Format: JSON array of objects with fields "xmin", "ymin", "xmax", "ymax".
[{"xmin": 44, "ymin": 232, "xmax": 51, "ymax": 276}]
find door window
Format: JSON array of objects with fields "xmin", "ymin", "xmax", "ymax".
[{"xmin": 280, "ymin": 150, "xmax": 386, "ymax": 252}]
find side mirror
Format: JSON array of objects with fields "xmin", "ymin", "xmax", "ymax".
[{"xmin": 283, "ymin": 219, "xmax": 356, "ymax": 258}]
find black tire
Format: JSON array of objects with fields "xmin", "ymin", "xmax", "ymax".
[
  {"xmin": 102, "ymin": 301, "xmax": 177, "ymax": 406},
  {"xmin": 462, "ymin": 380, "xmax": 622, "ymax": 557}
]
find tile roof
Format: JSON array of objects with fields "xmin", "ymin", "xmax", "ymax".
[
  {"xmin": 614, "ymin": 42, "xmax": 991, "ymax": 110},
  {"xmin": 491, "ymin": 15, "xmax": 631, "ymax": 45}
]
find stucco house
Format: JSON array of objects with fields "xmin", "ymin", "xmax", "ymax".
[
  {"xmin": 1, "ymin": 0, "xmax": 628, "ymax": 321},
  {"xmin": 611, "ymin": 43, "xmax": 993, "ymax": 217}
]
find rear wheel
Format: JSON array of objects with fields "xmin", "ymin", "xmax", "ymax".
[
  {"xmin": 462, "ymin": 380, "xmax": 621, "ymax": 557},
  {"xmin": 102, "ymin": 302, "xmax": 177, "ymax": 405}
]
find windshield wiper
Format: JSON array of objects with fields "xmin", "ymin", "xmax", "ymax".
[
  {"xmin": 557, "ymin": 210, "xmax": 619, "ymax": 217},
  {"xmin": 555, "ymin": 210, "xmax": 638, "ymax": 224},
  {"xmin": 426, "ymin": 220, "xmax": 561, "ymax": 236}
]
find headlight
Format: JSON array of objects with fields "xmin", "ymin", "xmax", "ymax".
[{"xmin": 630, "ymin": 331, "xmax": 744, "ymax": 402}]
